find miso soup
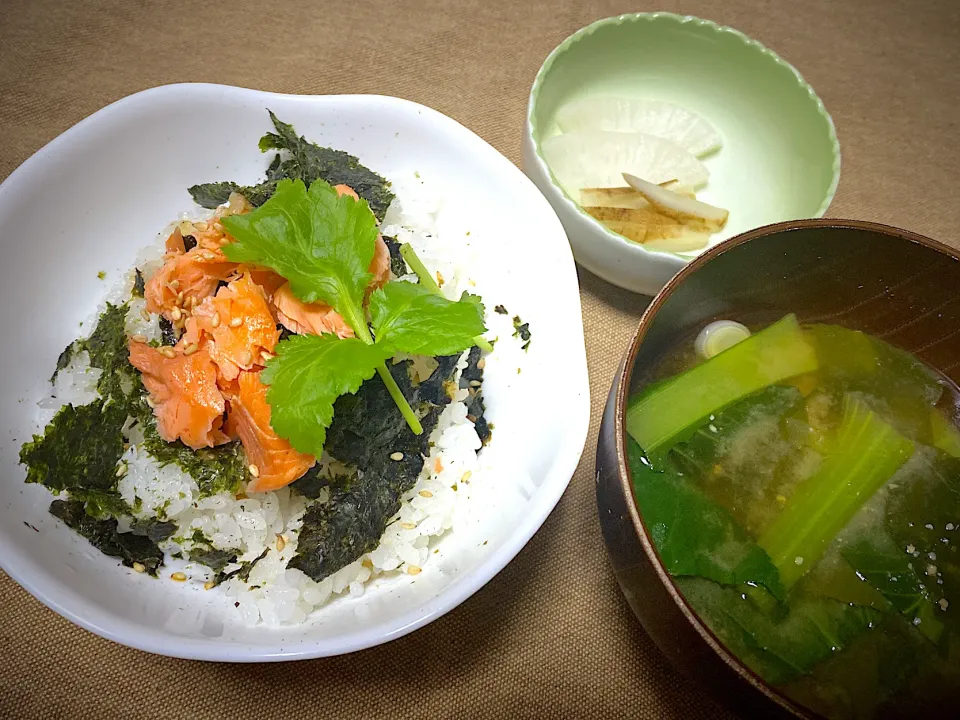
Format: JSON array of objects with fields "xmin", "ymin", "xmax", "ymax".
[{"xmin": 627, "ymin": 314, "xmax": 960, "ymax": 718}]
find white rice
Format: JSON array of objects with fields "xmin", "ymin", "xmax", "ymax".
[{"xmin": 41, "ymin": 176, "xmax": 501, "ymax": 626}]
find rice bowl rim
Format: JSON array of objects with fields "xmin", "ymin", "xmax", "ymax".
[{"xmin": 0, "ymin": 83, "xmax": 590, "ymax": 661}]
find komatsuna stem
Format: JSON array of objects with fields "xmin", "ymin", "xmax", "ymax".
[
  {"xmin": 400, "ymin": 243, "xmax": 494, "ymax": 354},
  {"xmin": 351, "ymin": 309, "xmax": 423, "ymax": 435}
]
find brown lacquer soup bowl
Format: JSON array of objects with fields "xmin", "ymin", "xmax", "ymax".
[{"xmin": 595, "ymin": 219, "xmax": 960, "ymax": 718}]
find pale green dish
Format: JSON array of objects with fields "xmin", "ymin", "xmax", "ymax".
[{"xmin": 522, "ymin": 13, "xmax": 841, "ymax": 295}]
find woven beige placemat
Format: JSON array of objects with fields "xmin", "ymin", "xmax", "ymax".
[{"xmin": 1, "ymin": 0, "xmax": 957, "ymax": 717}]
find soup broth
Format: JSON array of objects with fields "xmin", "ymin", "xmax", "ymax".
[{"xmin": 627, "ymin": 314, "xmax": 960, "ymax": 719}]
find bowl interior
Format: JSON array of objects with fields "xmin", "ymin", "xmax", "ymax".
[
  {"xmin": 620, "ymin": 221, "xmax": 960, "ymax": 713},
  {"xmin": 0, "ymin": 85, "xmax": 589, "ymax": 660},
  {"xmin": 531, "ymin": 14, "xmax": 840, "ymax": 253}
]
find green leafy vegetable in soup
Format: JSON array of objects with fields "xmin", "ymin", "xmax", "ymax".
[{"xmin": 626, "ymin": 315, "xmax": 960, "ymax": 718}]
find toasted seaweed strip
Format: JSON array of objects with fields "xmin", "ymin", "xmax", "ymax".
[
  {"xmin": 291, "ymin": 357, "xmax": 458, "ymax": 581},
  {"xmin": 188, "ymin": 112, "xmax": 394, "ymax": 221},
  {"xmin": 50, "ymin": 499, "xmax": 164, "ymax": 575}
]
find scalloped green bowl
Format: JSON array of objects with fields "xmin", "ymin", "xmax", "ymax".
[{"xmin": 522, "ymin": 13, "xmax": 841, "ymax": 295}]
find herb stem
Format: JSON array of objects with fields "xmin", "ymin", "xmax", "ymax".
[
  {"xmin": 376, "ymin": 362, "xmax": 423, "ymax": 435},
  {"xmin": 400, "ymin": 243, "xmax": 494, "ymax": 353},
  {"xmin": 351, "ymin": 309, "xmax": 423, "ymax": 436}
]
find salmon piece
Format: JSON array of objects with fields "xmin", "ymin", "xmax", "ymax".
[
  {"xmin": 270, "ymin": 184, "xmax": 390, "ymax": 337},
  {"xmin": 272, "ymin": 282, "xmax": 356, "ymax": 338},
  {"xmin": 227, "ymin": 370, "xmax": 315, "ymax": 493},
  {"xmin": 182, "ymin": 273, "xmax": 280, "ymax": 383},
  {"xmin": 165, "ymin": 228, "xmax": 186, "ymax": 255},
  {"xmin": 145, "ymin": 245, "xmax": 237, "ymax": 318},
  {"xmin": 128, "ymin": 341, "xmax": 229, "ymax": 450},
  {"xmin": 244, "ymin": 266, "xmax": 287, "ymax": 296},
  {"xmin": 368, "ymin": 233, "xmax": 391, "ymax": 290}
]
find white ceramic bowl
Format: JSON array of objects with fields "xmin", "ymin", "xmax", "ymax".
[
  {"xmin": 522, "ymin": 13, "xmax": 841, "ymax": 296},
  {"xmin": 0, "ymin": 84, "xmax": 589, "ymax": 661}
]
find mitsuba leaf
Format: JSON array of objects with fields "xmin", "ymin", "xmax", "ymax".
[
  {"xmin": 370, "ymin": 282, "xmax": 486, "ymax": 356},
  {"xmin": 222, "ymin": 179, "xmax": 378, "ymax": 320},
  {"xmin": 261, "ymin": 334, "xmax": 391, "ymax": 457}
]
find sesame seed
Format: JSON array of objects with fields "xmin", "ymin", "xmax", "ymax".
[
  {"xmin": 145, "ymin": 396, "xmax": 156, "ymax": 409},
  {"xmin": 940, "ymin": 598, "xmax": 950, "ymax": 611},
  {"xmin": 204, "ymin": 581, "xmax": 216, "ymax": 591},
  {"xmin": 115, "ymin": 463, "xmax": 127, "ymax": 477},
  {"xmin": 229, "ymin": 317, "xmax": 243, "ymax": 328},
  {"xmin": 461, "ymin": 470, "xmax": 472, "ymax": 483},
  {"xmin": 469, "ymin": 380, "xmax": 482, "ymax": 387},
  {"xmin": 176, "ymin": 290, "xmax": 184, "ymax": 303},
  {"xmin": 276, "ymin": 534, "xmax": 286, "ymax": 552},
  {"xmin": 419, "ymin": 490, "xmax": 433, "ymax": 498},
  {"xmin": 183, "ymin": 343, "xmax": 199, "ymax": 356},
  {"xmin": 260, "ymin": 350, "xmax": 275, "ymax": 362},
  {"xmin": 168, "ymin": 279, "xmax": 180, "ymax": 289},
  {"xmin": 211, "ymin": 312, "xmax": 221, "ymax": 328},
  {"xmin": 171, "ymin": 572, "xmax": 187, "ymax": 582},
  {"xmin": 159, "ymin": 347, "xmax": 176, "ymax": 358},
  {"xmin": 240, "ymin": 350, "xmax": 253, "ymax": 365},
  {"xmin": 140, "ymin": 309, "xmax": 151, "ymax": 321},
  {"xmin": 401, "ymin": 522, "xmax": 416, "ymax": 530},
  {"xmin": 927, "ymin": 564, "xmax": 938, "ymax": 576},
  {"xmin": 390, "ymin": 451, "xmax": 404, "ymax": 461},
  {"xmin": 907, "ymin": 544, "xmax": 917, "ymax": 554},
  {"xmin": 171, "ymin": 307, "xmax": 182, "ymax": 321},
  {"xmin": 248, "ymin": 463, "xmax": 260, "ymax": 478},
  {"xmin": 132, "ymin": 562, "xmax": 146, "ymax": 573},
  {"xmin": 477, "ymin": 358, "xmax": 486, "ymax": 370},
  {"xmin": 202, "ymin": 251, "xmax": 216, "ymax": 260},
  {"xmin": 795, "ymin": 556, "xmax": 804, "ymax": 565},
  {"xmin": 195, "ymin": 221, "xmax": 208, "ymax": 231},
  {"xmin": 407, "ymin": 565, "xmax": 422, "ymax": 576},
  {"xmin": 131, "ymin": 334, "xmax": 147, "ymax": 343}
]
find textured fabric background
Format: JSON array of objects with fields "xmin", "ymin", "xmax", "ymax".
[{"xmin": 1, "ymin": 0, "xmax": 958, "ymax": 718}]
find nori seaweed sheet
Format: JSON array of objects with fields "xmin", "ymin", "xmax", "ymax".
[
  {"xmin": 188, "ymin": 111, "xmax": 394, "ymax": 221},
  {"xmin": 132, "ymin": 269, "xmax": 146, "ymax": 298},
  {"xmin": 382, "ymin": 235, "xmax": 408, "ymax": 278},
  {"xmin": 50, "ymin": 499, "xmax": 165, "ymax": 575},
  {"xmin": 158, "ymin": 316, "xmax": 177, "ymax": 346},
  {"xmin": 460, "ymin": 346, "xmax": 490, "ymax": 444},
  {"xmin": 290, "ymin": 357, "xmax": 459, "ymax": 581}
]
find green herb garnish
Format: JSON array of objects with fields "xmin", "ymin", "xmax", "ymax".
[{"xmin": 221, "ymin": 178, "xmax": 485, "ymax": 457}]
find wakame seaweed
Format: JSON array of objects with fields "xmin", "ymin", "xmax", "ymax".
[
  {"xmin": 50, "ymin": 499, "xmax": 164, "ymax": 575},
  {"xmin": 188, "ymin": 111, "xmax": 395, "ymax": 221},
  {"xmin": 291, "ymin": 356, "xmax": 458, "ymax": 581}
]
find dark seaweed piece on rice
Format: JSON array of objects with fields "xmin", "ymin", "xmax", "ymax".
[
  {"xmin": 291, "ymin": 469, "xmax": 354, "ymax": 500},
  {"xmin": 133, "ymin": 268, "xmax": 146, "ymax": 298},
  {"xmin": 381, "ymin": 235, "xmax": 408, "ymax": 278},
  {"xmin": 291, "ymin": 358, "xmax": 458, "ymax": 581},
  {"xmin": 460, "ymin": 346, "xmax": 491, "ymax": 445},
  {"xmin": 50, "ymin": 499, "xmax": 165, "ymax": 575},
  {"xmin": 159, "ymin": 316, "xmax": 178, "ymax": 346}
]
